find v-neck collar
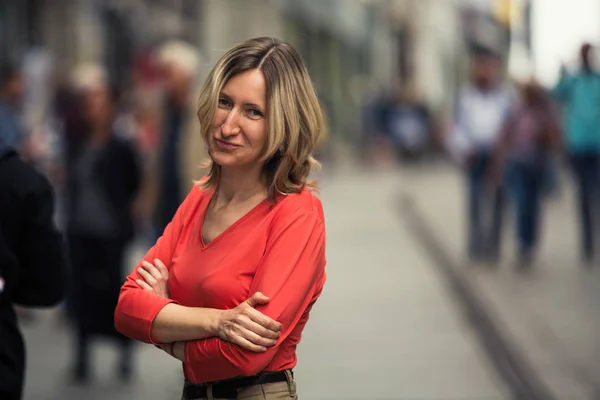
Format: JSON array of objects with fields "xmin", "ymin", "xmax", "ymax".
[{"xmin": 199, "ymin": 188, "xmax": 269, "ymax": 249}]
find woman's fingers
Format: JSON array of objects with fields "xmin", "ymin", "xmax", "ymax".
[
  {"xmin": 234, "ymin": 313, "xmax": 279, "ymax": 346},
  {"xmin": 135, "ymin": 279, "xmax": 154, "ymax": 292},
  {"xmin": 141, "ymin": 261, "xmax": 163, "ymax": 283},
  {"xmin": 153, "ymin": 258, "xmax": 169, "ymax": 280},
  {"xmin": 240, "ymin": 326, "xmax": 278, "ymax": 347},
  {"xmin": 245, "ymin": 307, "xmax": 282, "ymax": 333},
  {"xmin": 230, "ymin": 334, "xmax": 267, "ymax": 353},
  {"xmin": 138, "ymin": 260, "xmax": 169, "ymax": 299},
  {"xmin": 239, "ymin": 316, "xmax": 280, "ymax": 341},
  {"xmin": 138, "ymin": 266, "xmax": 157, "ymax": 286}
]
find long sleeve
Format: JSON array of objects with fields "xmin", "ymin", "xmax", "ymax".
[
  {"xmin": 184, "ymin": 207, "xmax": 326, "ymax": 382},
  {"xmin": 114, "ymin": 186, "xmax": 200, "ymax": 344},
  {"xmin": 13, "ymin": 179, "xmax": 68, "ymax": 307}
]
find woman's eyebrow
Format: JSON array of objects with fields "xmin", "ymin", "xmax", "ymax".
[{"xmin": 244, "ymin": 102, "xmax": 265, "ymax": 111}]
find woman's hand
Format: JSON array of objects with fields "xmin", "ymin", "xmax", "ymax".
[
  {"xmin": 136, "ymin": 259, "xmax": 170, "ymax": 299},
  {"xmin": 217, "ymin": 292, "xmax": 282, "ymax": 353}
]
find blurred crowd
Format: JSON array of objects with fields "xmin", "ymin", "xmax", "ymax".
[
  {"xmin": 1, "ymin": 39, "xmax": 208, "ymax": 384},
  {"xmin": 363, "ymin": 42, "xmax": 600, "ymax": 269}
]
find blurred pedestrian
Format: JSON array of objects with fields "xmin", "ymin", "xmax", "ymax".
[
  {"xmin": 448, "ymin": 47, "xmax": 516, "ymax": 263},
  {"xmin": 383, "ymin": 82, "xmax": 434, "ymax": 162},
  {"xmin": 0, "ymin": 103, "xmax": 68, "ymax": 399},
  {"xmin": 63, "ymin": 64, "xmax": 141, "ymax": 383},
  {"xmin": 0, "ymin": 61, "xmax": 26, "ymax": 153},
  {"xmin": 492, "ymin": 80, "xmax": 561, "ymax": 266},
  {"xmin": 147, "ymin": 40, "xmax": 206, "ymax": 241},
  {"xmin": 115, "ymin": 37, "xmax": 326, "ymax": 400},
  {"xmin": 114, "ymin": 90, "xmax": 161, "ymax": 240},
  {"xmin": 553, "ymin": 43, "xmax": 600, "ymax": 265}
]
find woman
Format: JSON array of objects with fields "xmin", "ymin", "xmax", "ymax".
[
  {"xmin": 114, "ymin": 37, "xmax": 327, "ymax": 399},
  {"xmin": 491, "ymin": 80, "xmax": 560, "ymax": 266},
  {"xmin": 65, "ymin": 70, "xmax": 141, "ymax": 382}
]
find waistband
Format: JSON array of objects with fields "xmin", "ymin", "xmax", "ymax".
[{"xmin": 182, "ymin": 370, "xmax": 293, "ymax": 399}]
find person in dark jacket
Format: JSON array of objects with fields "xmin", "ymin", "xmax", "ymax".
[
  {"xmin": 64, "ymin": 67, "xmax": 141, "ymax": 383},
  {"xmin": 0, "ymin": 67, "xmax": 68, "ymax": 400}
]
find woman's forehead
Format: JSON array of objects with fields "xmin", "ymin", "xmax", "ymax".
[{"xmin": 221, "ymin": 70, "xmax": 266, "ymax": 107}]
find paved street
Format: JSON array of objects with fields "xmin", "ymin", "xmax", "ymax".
[
  {"xmin": 400, "ymin": 162, "xmax": 600, "ymax": 399},
  {"xmin": 19, "ymin": 164, "xmax": 598, "ymax": 399},
  {"xmin": 295, "ymin": 168, "xmax": 505, "ymax": 399}
]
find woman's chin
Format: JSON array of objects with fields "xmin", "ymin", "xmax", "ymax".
[
  {"xmin": 211, "ymin": 153, "xmax": 241, "ymax": 168},
  {"xmin": 211, "ymin": 153, "xmax": 263, "ymax": 171}
]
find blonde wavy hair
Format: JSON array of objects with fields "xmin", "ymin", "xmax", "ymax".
[{"xmin": 197, "ymin": 37, "xmax": 326, "ymax": 202}]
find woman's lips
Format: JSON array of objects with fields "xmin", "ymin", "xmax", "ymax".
[{"xmin": 215, "ymin": 138, "xmax": 241, "ymax": 151}]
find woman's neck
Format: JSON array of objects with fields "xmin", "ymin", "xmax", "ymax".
[{"xmin": 215, "ymin": 167, "xmax": 267, "ymax": 205}]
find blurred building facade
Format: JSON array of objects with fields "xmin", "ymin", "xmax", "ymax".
[
  {"xmin": 388, "ymin": 0, "xmax": 468, "ymax": 109},
  {"xmin": 0, "ymin": 0, "xmax": 532, "ymax": 160}
]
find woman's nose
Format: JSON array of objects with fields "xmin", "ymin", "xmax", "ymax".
[{"xmin": 221, "ymin": 110, "xmax": 241, "ymax": 136}]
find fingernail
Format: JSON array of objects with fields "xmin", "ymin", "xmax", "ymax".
[{"xmin": 138, "ymin": 268, "xmax": 143, "ymax": 273}]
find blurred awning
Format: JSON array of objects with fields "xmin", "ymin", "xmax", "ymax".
[{"xmin": 282, "ymin": 0, "xmax": 372, "ymax": 47}]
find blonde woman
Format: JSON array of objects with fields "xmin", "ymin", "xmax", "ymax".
[{"xmin": 115, "ymin": 37, "xmax": 326, "ymax": 399}]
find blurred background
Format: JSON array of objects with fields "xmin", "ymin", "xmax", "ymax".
[{"xmin": 2, "ymin": 0, "xmax": 600, "ymax": 399}]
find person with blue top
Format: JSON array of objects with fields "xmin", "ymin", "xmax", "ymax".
[
  {"xmin": 0, "ymin": 62, "xmax": 25, "ymax": 152},
  {"xmin": 553, "ymin": 43, "xmax": 600, "ymax": 265}
]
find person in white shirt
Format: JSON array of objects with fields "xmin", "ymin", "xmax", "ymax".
[{"xmin": 449, "ymin": 47, "xmax": 515, "ymax": 263}]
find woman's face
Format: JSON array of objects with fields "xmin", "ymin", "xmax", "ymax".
[{"xmin": 208, "ymin": 69, "xmax": 268, "ymax": 169}]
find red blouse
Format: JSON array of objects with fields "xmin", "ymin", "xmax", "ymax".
[{"xmin": 114, "ymin": 184, "xmax": 326, "ymax": 383}]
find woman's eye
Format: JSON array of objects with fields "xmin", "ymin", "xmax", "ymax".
[
  {"xmin": 218, "ymin": 98, "xmax": 230, "ymax": 107},
  {"xmin": 248, "ymin": 109, "xmax": 264, "ymax": 118}
]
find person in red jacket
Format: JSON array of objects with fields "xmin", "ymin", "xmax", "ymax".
[{"xmin": 114, "ymin": 37, "xmax": 327, "ymax": 399}]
